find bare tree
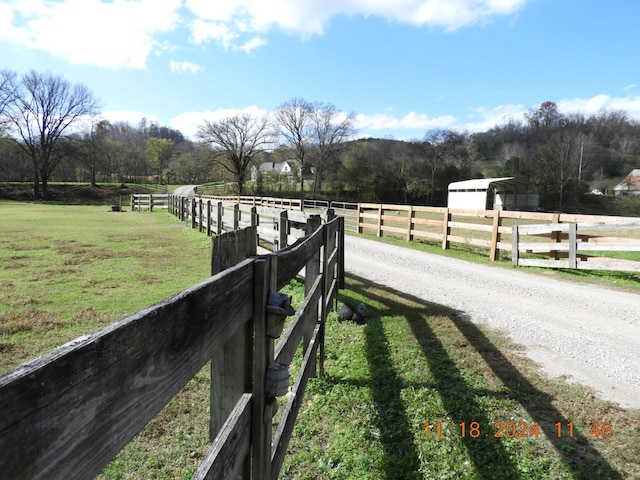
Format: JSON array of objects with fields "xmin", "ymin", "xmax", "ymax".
[
  {"xmin": 197, "ymin": 113, "xmax": 274, "ymax": 195},
  {"xmin": 4, "ymin": 70, "xmax": 100, "ymax": 199},
  {"xmin": 310, "ymin": 103, "xmax": 356, "ymax": 193},
  {"xmin": 276, "ymin": 97, "xmax": 314, "ymax": 200},
  {"xmin": 0, "ymin": 70, "xmax": 16, "ymax": 134}
]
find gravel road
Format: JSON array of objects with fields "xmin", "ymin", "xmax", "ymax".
[{"xmin": 344, "ymin": 235, "xmax": 640, "ymax": 409}]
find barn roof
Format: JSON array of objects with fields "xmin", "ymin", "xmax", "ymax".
[
  {"xmin": 448, "ymin": 177, "xmax": 531, "ymax": 192},
  {"xmin": 613, "ymin": 169, "xmax": 640, "ymax": 192}
]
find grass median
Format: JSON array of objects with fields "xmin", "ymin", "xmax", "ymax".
[{"xmin": 1, "ymin": 201, "xmax": 638, "ymax": 479}]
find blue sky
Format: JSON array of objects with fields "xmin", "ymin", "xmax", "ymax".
[{"xmin": 1, "ymin": 0, "xmax": 639, "ymax": 140}]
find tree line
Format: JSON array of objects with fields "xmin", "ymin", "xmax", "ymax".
[{"xmin": 2, "ymin": 70, "xmax": 639, "ymax": 210}]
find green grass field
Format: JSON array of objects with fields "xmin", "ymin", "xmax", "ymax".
[{"xmin": 1, "ymin": 201, "xmax": 638, "ymax": 479}]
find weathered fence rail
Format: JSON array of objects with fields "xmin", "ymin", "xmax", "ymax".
[
  {"xmin": 512, "ymin": 220, "xmax": 640, "ymax": 271},
  {"xmin": 169, "ymin": 195, "xmax": 334, "ymax": 251},
  {"xmin": 130, "ymin": 193, "xmax": 169, "ymax": 211},
  {"xmin": 356, "ymin": 202, "xmax": 640, "ymax": 270},
  {"xmin": 0, "ymin": 212, "xmax": 344, "ymax": 479}
]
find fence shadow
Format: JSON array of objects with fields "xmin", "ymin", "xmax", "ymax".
[{"xmin": 344, "ymin": 273, "xmax": 623, "ymax": 480}]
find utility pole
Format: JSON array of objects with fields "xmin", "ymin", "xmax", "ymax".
[{"xmin": 579, "ymin": 141, "xmax": 584, "ymax": 181}]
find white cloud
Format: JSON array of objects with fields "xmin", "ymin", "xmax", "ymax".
[
  {"xmin": 169, "ymin": 60, "xmax": 204, "ymax": 74},
  {"xmin": 183, "ymin": 0, "xmax": 529, "ymax": 49},
  {"xmin": 0, "ymin": 0, "xmax": 529, "ymax": 66},
  {"xmin": 355, "ymin": 111, "xmax": 457, "ymax": 131},
  {"xmin": 0, "ymin": 0, "xmax": 181, "ymax": 69},
  {"xmin": 171, "ymin": 105, "xmax": 270, "ymax": 138},
  {"xmin": 462, "ymin": 103, "xmax": 527, "ymax": 132},
  {"xmin": 558, "ymin": 95, "xmax": 640, "ymax": 119}
]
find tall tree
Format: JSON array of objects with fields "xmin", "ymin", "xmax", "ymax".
[
  {"xmin": 144, "ymin": 137, "xmax": 175, "ymax": 185},
  {"xmin": 3, "ymin": 70, "xmax": 100, "ymax": 199},
  {"xmin": 526, "ymin": 101, "xmax": 565, "ymax": 129},
  {"xmin": 197, "ymin": 113, "xmax": 274, "ymax": 195},
  {"xmin": 276, "ymin": 97, "xmax": 314, "ymax": 200},
  {"xmin": 0, "ymin": 70, "xmax": 16, "ymax": 135},
  {"xmin": 309, "ymin": 103, "xmax": 356, "ymax": 193}
]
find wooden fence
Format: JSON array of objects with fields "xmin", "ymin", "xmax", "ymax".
[
  {"xmin": 0, "ymin": 214, "xmax": 344, "ymax": 479},
  {"xmin": 512, "ymin": 220, "xmax": 640, "ymax": 271},
  {"xmin": 356, "ymin": 203, "xmax": 640, "ymax": 270},
  {"xmin": 169, "ymin": 195, "xmax": 333, "ymax": 251},
  {"xmin": 130, "ymin": 193, "xmax": 169, "ymax": 211}
]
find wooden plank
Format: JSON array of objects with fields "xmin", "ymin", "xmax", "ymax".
[
  {"xmin": 576, "ymin": 242, "xmax": 640, "ymax": 252},
  {"xmin": 271, "ymin": 324, "xmax": 321, "ymax": 480},
  {"xmin": 274, "ymin": 275, "xmax": 323, "ymax": 367},
  {"xmin": 275, "ymin": 226, "xmax": 324, "ymax": 290},
  {"xmin": 518, "ymin": 242, "xmax": 571, "ymax": 252},
  {"xmin": 0, "ymin": 260, "xmax": 255, "ymax": 480},
  {"xmin": 193, "ymin": 394, "xmax": 252, "ymax": 480},
  {"xmin": 518, "ymin": 259, "xmax": 571, "ymax": 268},
  {"xmin": 576, "ymin": 262, "xmax": 640, "ymax": 272},
  {"xmin": 211, "ymin": 226, "xmax": 257, "ymax": 274},
  {"xmin": 447, "ymin": 221, "xmax": 494, "ymax": 232}
]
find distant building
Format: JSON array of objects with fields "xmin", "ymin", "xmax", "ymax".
[
  {"xmin": 613, "ymin": 169, "xmax": 640, "ymax": 196},
  {"xmin": 447, "ymin": 177, "xmax": 539, "ymax": 211},
  {"xmin": 250, "ymin": 161, "xmax": 296, "ymax": 181}
]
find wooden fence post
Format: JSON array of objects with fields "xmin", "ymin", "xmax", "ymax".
[
  {"xmin": 278, "ymin": 210, "xmax": 288, "ymax": 250},
  {"xmin": 407, "ymin": 205, "xmax": 414, "ymax": 241},
  {"xmin": 442, "ymin": 209, "xmax": 450, "ymax": 250},
  {"xmin": 377, "ymin": 204, "xmax": 383, "ymax": 237},
  {"xmin": 191, "ymin": 199, "xmax": 197, "ymax": 229},
  {"xmin": 198, "ymin": 199, "xmax": 204, "ymax": 233},
  {"xmin": 550, "ymin": 213, "xmax": 561, "ymax": 260},
  {"xmin": 569, "ymin": 223, "xmax": 577, "ymax": 269},
  {"xmin": 338, "ymin": 216, "xmax": 345, "ymax": 290},
  {"xmin": 206, "ymin": 201, "xmax": 212, "ymax": 236},
  {"xmin": 251, "ymin": 256, "xmax": 272, "ymax": 480},
  {"xmin": 234, "ymin": 204, "xmax": 240, "ymax": 230},
  {"xmin": 210, "ymin": 227, "xmax": 257, "ymax": 479},
  {"xmin": 490, "ymin": 211, "xmax": 501, "ymax": 261},
  {"xmin": 251, "ymin": 206, "xmax": 259, "ymax": 227},
  {"xmin": 150, "ymin": 195, "xmax": 154, "ymax": 212},
  {"xmin": 511, "ymin": 224, "xmax": 520, "ymax": 266},
  {"xmin": 356, "ymin": 203, "xmax": 363, "ymax": 234},
  {"xmin": 304, "ymin": 216, "xmax": 321, "ymax": 377},
  {"xmin": 216, "ymin": 202, "xmax": 223, "ymax": 235}
]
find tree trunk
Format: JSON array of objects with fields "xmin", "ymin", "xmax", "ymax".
[{"xmin": 32, "ymin": 160, "xmax": 41, "ymax": 199}]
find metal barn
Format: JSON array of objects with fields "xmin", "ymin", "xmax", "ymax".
[{"xmin": 447, "ymin": 177, "xmax": 539, "ymax": 211}]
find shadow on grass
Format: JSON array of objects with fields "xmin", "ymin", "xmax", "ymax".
[{"xmin": 343, "ymin": 272, "xmax": 623, "ymax": 480}]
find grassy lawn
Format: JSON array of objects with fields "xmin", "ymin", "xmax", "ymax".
[
  {"xmin": 1, "ymin": 201, "xmax": 638, "ymax": 479},
  {"xmin": 0, "ymin": 201, "xmax": 212, "ymax": 373},
  {"xmin": 281, "ymin": 277, "xmax": 640, "ymax": 479}
]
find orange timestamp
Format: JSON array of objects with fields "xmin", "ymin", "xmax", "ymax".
[{"xmin": 424, "ymin": 421, "xmax": 613, "ymax": 439}]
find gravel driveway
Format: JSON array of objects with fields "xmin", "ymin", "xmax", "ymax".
[{"xmin": 344, "ymin": 235, "xmax": 640, "ymax": 409}]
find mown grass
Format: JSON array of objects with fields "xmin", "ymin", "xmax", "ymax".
[
  {"xmin": 0, "ymin": 201, "xmax": 212, "ymax": 373},
  {"xmin": 281, "ymin": 276, "xmax": 640, "ymax": 479},
  {"xmin": 1, "ymin": 201, "xmax": 638, "ymax": 479}
]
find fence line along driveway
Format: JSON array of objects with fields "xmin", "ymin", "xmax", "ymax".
[{"xmin": 344, "ymin": 235, "xmax": 640, "ymax": 409}]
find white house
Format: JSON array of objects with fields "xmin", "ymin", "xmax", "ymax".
[
  {"xmin": 613, "ymin": 169, "xmax": 640, "ymax": 196},
  {"xmin": 447, "ymin": 177, "xmax": 539, "ymax": 211},
  {"xmin": 250, "ymin": 161, "xmax": 296, "ymax": 182}
]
